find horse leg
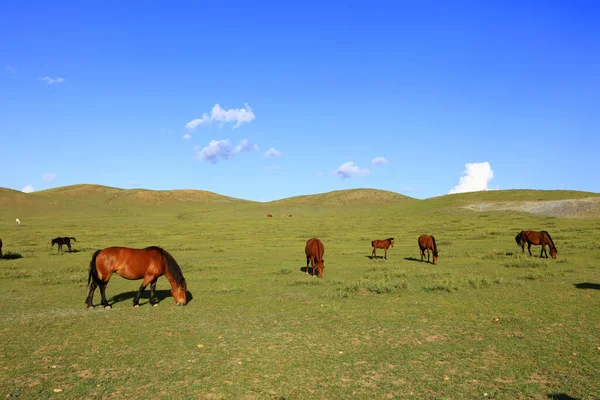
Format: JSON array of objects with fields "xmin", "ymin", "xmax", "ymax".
[
  {"xmin": 149, "ymin": 278, "xmax": 159, "ymax": 306},
  {"xmin": 540, "ymin": 245, "xmax": 547, "ymax": 258},
  {"xmin": 420, "ymin": 248, "xmax": 424, "ymax": 262},
  {"xmin": 427, "ymin": 248, "xmax": 430, "ymax": 263},
  {"xmin": 99, "ymin": 284, "xmax": 110, "ymax": 309},
  {"xmin": 527, "ymin": 243, "xmax": 532, "ymax": 256},
  {"xmin": 67, "ymin": 243, "xmax": 72, "ymax": 253},
  {"xmin": 133, "ymin": 276, "xmax": 154, "ymax": 307},
  {"xmin": 85, "ymin": 281, "xmax": 98, "ymax": 308},
  {"xmin": 372, "ymin": 248, "xmax": 377, "ymax": 259},
  {"xmin": 384, "ymin": 248, "xmax": 388, "ymax": 260},
  {"xmin": 306, "ymin": 255, "xmax": 310, "ymax": 275}
]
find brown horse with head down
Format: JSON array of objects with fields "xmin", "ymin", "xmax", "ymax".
[
  {"xmin": 418, "ymin": 234, "xmax": 438, "ymax": 264},
  {"xmin": 85, "ymin": 246, "xmax": 188, "ymax": 309},
  {"xmin": 515, "ymin": 230, "xmax": 557, "ymax": 259},
  {"xmin": 371, "ymin": 238, "xmax": 394, "ymax": 259},
  {"xmin": 305, "ymin": 238, "xmax": 325, "ymax": 278}
]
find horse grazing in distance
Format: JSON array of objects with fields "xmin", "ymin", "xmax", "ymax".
[
  {"xmin": 15, "ymin": 218, "xmax": 20, "ymax": 225},
  {"xmin": 515, "ymin": 230, "xmax": 557, "ymax": 259},
  {"xmin": 305, "ymin": 238, "xmax": 325, "ymax": 278},
  {"xmin": 371, "ymin": 238, "xmax": 394, "ymax": 259},
  {"xmin": 267, "ymin": 213, "xmax": 273, "ymax": 218},
  {"xmin": 85, "ymin": 246, "xmax": 188, "ymax": 309},
  {"xmin": 51, "ymin": 237, "xmax": 77, "ymax": 253},
  {"xmin": 418, "ymin": 234, "xmax": 439, "ymax": 264}
]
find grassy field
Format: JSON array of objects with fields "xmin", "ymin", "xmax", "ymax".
[{"xmin": 1, "ymin": 186, "xmax": 599, "ymax": 399}]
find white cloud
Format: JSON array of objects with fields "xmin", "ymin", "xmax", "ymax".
[
  {"xmin": 264, "ymin": 148, "xmax": 281, "ymax": 158},
  {"xmin": 182, "ymin": 133, "xmax": 192, "ymax": 140},
  {"xmin": 333, "ymin": 161, "xmax": 370, "ymax": 179},
  {"xmin": 42, "ymin": 172, "xmax": 55, "ymax": 182},
  {"xmin": 5, "ymin": 64, "xmax": 17, "ymax": 74},
  {"xmin": 38, "ymin": 76, "xmax": 65, "ymax": 85},
  {"xmin": 22, "ymin": 184, "xmax": 35, "ymax": 193},
  {"xmin": 372, "ymin": 156, "xmax": 388, "ymax": 166},
  {"xmin": 185, "ymin": 103, "xmax": 255, "ymax": 130},
  {"xmin": 448, "ymin": 162, "xmax": 495, "ymax": 194},
  {"xmin": 196, "ymin": 138, "xmax": 258, "ymax": 163}
]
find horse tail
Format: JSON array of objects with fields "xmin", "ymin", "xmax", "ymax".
[
  {"xmin": 371, "ymin": 240, "xmax": 375, "ymax": 247},
  {"xmin": 431, "ymin": 236, "xmax": 438, "ymax": 254},
  {"xmin": 318, "ymin": 239, "xmax": 325, "ymax": 262},
  {"xmin": 88, "ymin": 249, "xmax": 103, "ymax": 286},
  {"xmin": 515, "ymin": 231, "xmax": 523, "ymax": 246},
  {"xmin": 70, "ymin": 237, "xmax": 77, "ymax": 242},
  {"xmin": 542, "ymin": 230, "xmax": 556, "ymax": 249}
]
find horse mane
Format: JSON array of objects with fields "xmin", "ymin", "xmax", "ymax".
[
  {"xmin": 431, "ymin": 235, "xmax": 438, "ymax": 255},
  {"xmin": 542, "ymin": 230, "xmax": 556, "ymax": 249},
  {"xmin": 145, "ymin": 246, "xmax": 186, "ymax": 289},
  {"xmin": 386, "ymin": 238, "xmax": 394, "ymax": 241}
]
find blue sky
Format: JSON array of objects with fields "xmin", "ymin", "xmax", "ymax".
[{"xmin": 1, "ymin": 1, "xmax": 599, "ymax": 201}]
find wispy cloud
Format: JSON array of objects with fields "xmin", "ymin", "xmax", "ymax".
[
  {"xmin": 22, "ymin": 184, "xmax": 35, "ymax": 193},
  {"xmin": 5, "ymin": 64, "xmax": 17, "ymax": 74},
  {"xmin": 448, "ymin": 162, "xmax": 495, "ymax": 194},
  {"xmin": 185, "ymin": 103, "xmax": 255, "ymax": 130},
  {"xmin": 42, "ymin": 172, "xmax": 55, "ymax": 182},
  {"xmin": 372, "ymin": 156, "xmax": 388, "ymax": 166},
  {"xmin": 38, "ymin": 76, "xmax": 65, "ymax": 85},
  {"xmin": 182, "ymin": 133, "xmax": 192, "ymax": 140},
  {"xmin": 264, "ymin": 148, "xmax": 281, "ymax": 158},
  {"xmin": 196, "ymin": 138, "xmax": 258, "ymax": 163},
  {"xmin": 333, "ymin": 161, "xmax": 370, "ymax": 179}
]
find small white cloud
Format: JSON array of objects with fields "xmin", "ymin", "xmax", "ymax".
[
  {"xmin": 38, "ymin": 76, "xmax": 65, "ymax": 85},
  {"xmin": 372, "ymin": 156, "xmax": 388, "ymax": 166},
  {"xmin": 22, "ymin": 184, "xmax": 35, "ymax": 193},
  {"xmin": 333, "ymin": 161, "xmax": 370, "ymax": 179},
  {"xmin": 5, "ymin": 64, "xmax": 17, "ymax": 74},
  {"xmin": 182, "ymin": 133, "xmax": 192, "ymax": 140},
  {"xmin": 42, "ymin": 172, "xmax": 55, "ymax": 182},
  {"xmin": 448, "ymin": 162, "xmax": 495, "ymax": 194},
  {"xmin": 185, "ymin": 103, "xmax": 255, "ymax": 130},
  {"xmin": 196, "ymin": 138, "xmax": 257, "ymax": 163},
  {"xmin": 264, "ymin": 147, "xmax": 281, "ymax": 158}
]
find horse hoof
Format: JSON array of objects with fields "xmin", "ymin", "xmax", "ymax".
[
  {"xmin": 87, "ymin": 306, "xmax": 94, "ymax": 310},
  {"xmin": 152, "ymin": 304, "xmax": 158, "ymax": 307},
  {"xmin": 134, "ymin": 304, "xmax": 140, "ymax": 308},
  {"xmin": 104, "ymin": 306, "xmax": 111, "ymax": 310}
]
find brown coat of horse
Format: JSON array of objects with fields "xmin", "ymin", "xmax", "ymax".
[
  {"xmin": 418, "ymin": 234, "xmax": 438, "ymax": 264},
  {"xmin": 0, "ymin": 238, "xmax": 2, "ymax": 258},
  {"xmin": 371, "ymin": 238, "xmax": 394, "ymax": 259},
  {"xmin": 515, "ymin": 230, "xmax": 557, "ymax": 259},
  {"xmin": 305, "ymin": 238, "xmax": 325, "ymax": 278},
  {"xmin": 52, "ymin": 236, "xmax": 76, "ymax": 253},
  {"xmin": 267, "ymin": 213, "xmax": 273, "ymax": 218},
  {"xmin": 85, "ymin": 246, "xmax": 188, "ymax": 309}
]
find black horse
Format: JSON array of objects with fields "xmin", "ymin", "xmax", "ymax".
[{"xmin": 52, "ymin": 237, "xmax": 77, "ymax": 253}]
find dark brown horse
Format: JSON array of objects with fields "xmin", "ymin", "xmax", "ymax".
[
  {"xmin": 305, "ymin": 238, "xmax": 325, "ymax": 278},
  {"xmin": 85, "ymin": 246, "xmax": 188, "ymax": 309},
  {"xmin": 52, "ymin": 237, "xmax": 76, "ymax": 253},
  {"xmin": 371, "ymin": 238, "xmax": 394, "ymax": 259},
  {"xmin": 418, "ymin": 234, "xmax": 438, "ymax": 264},
  {"xmin": 267, "ymin": 213, "xmax": 273, "ymax": 218},
  {"xmin": 515, "ymin": 230, "xmax": 557, "ymax": 259}
]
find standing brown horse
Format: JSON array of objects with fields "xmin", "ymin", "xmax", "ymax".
[
  {"xmin": 52, "ymin": 236, "xmax": 77, "ymax": 253},
  {"xmin": 515, "ymin": 230, "xmax": 557, "ymax": 259},
  {"xmin": 418, "ymin": 234, "xmax": 438, "ymax": 264},
  {"xmin": 371, "ymin": 238, "xmax": 394, "ymax": 259},
  {"xmin": 267, "ymin": 213, "xmax": 273, "ymax": 218},
  {"xmin": 85, "ymin": 246, "xmax": 188, "ymax": 309},
  {"xmin": 305, "ymin": 238, "xmax": 325, "ymax": 278}
]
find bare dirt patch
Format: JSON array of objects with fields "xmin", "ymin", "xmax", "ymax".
[{"xmin": 463, "ymin": 198, "xmax": 600, "ymax": 218}]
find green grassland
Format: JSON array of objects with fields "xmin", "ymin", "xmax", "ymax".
[{"xmin": 0, "ymin": 185, "xmax": 599, "ymax": 399}]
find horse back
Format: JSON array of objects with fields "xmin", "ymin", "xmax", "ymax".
[
  {"xmin": 305, "ymin": 238, "xmax": 324, "ymax": 261},
  {"xmin": 96, "ymin": 246, "xmax": 165, "ymax": 280}
]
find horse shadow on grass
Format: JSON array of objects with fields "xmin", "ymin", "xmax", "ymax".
[
  {"xmin": 300, "ymin": 266, "xmax": 318, "ymax": 275},
  {"xmin": 547, "ymin": 393, "xmax": 579, "ymax": 400},
  {"xmin": 97, "ymin": 289, "xmax": 195, "ymax": 307},
  {"xmin": 404, "ymin": 257, "xmax": 423, "ymax": 263},
  {"xmin": 573, "ymin": 282, "xmax": 600, "ymax": 290},
  {"xmin": 365, "ymin": 255, "xmax": 387, "ymax": 260}
]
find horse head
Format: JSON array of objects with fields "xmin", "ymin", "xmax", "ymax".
[
  {"xmin": 550, "ymin": 247, "xmax": 557, "ymax": 259},
  {"xmin": 171, "ymin": 278, "xmax": 188, "ymax": 305}
]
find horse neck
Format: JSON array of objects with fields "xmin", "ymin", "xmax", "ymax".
[
  {"xmin": 544, "ymin": 232, "xmax": 556, "ymax": 249},
  {"xmin": 162, "ymin": 268, "xmax": 180, "ymax": 290}
]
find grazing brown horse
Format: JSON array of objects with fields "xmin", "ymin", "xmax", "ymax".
[
  {"xmin": 288, "ymin": 215, "xmax": 292, "ymax": 217},
  {"xmin": 515, "ymin": 230, "xmax": 557, "ymax": 259},
  {"xmin": 371, "ymin": 238, "xmax": 394, "ymax": 259},
  {"xmin": 85, "ymin": 246, "xmax": 188, "ymax": 309},
  {"xmin": 51, "ymin": 236, "xmax": 76, "ymax": 253},
  {"xmin": 0, "ymin": 238, "xmax": 3, "ymax": 258},
  {"xmin": 418, "ymin": 234, "xmax": 438, "ymax": 264},
  {"xmin": 305, "ymin": 238, "xmax": 325, "ymax": 278},
  {"xmin": 267, "ymin": 213, "xmax": 273, "ymax": 218}
]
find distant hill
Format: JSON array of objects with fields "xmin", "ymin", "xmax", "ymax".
[{"xmin": 266, "ymin": 188, "xmax": 415, "ymax": 208}]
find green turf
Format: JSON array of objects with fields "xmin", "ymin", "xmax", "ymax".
[{"xmin": 1, "ymin": 186, "xmax": 599, "ymax": 399}]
